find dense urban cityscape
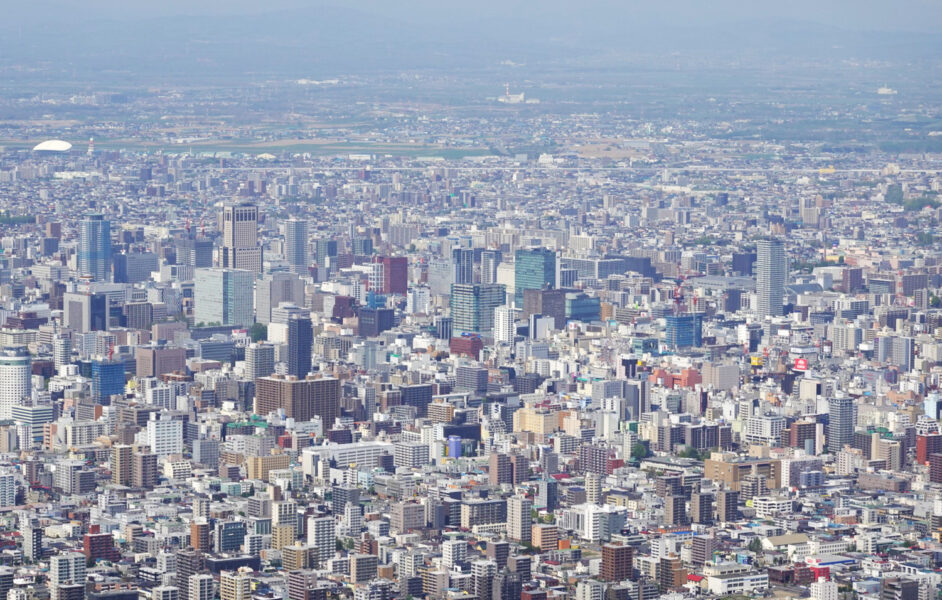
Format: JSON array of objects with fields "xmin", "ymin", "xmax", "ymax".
[{"xmin": 0, "ymin": 3, "xmax": 941, "ymax": 600}]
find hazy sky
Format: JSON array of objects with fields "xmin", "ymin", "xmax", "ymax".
[{"xmin": 12, "ymin": 0, "xmax": 942, "ymax": 32}]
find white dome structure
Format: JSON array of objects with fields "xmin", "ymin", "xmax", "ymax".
[{"xmin": 32, "ymin": 140, "xmax": 72, "ymax": 152}]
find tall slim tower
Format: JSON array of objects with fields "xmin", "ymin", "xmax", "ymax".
[
  {"xmin": 78, "ymin": 214, "xmax": 111, "ymax": 281},
  {"xmin": 452, "ymin": 247, "xmax": 474, "ymax": 285},
  {"xmin": 828, "ymin": 396, "xmax": 855, "ymax": 453},
  {"xmin": 0, "ymin": 347, "xmax": 31, "ymax": 421},
  {"xmin": 284, "ymin": 219, "xmax": 309, "ymax": 274},
  {"xmin": 756, "ymin": 238, "xmax": 785, "ymax": 318},
  {"xmin": 219, "ymin": 202, "xmax": 262, "ymax": 273}
]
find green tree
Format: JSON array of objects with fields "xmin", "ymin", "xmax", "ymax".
[
  {"xmin": 631, "ymin": 443, "xmax": 649, "ymax": 460},
  {"xmin": 249, "ymin": 322, "xmax": 267, "ymax": 342},
  {"xmin": 748, "ymin": 537, "xmax": 763, "ymax": 553}
]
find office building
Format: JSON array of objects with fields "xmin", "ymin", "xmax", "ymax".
[
  {"xmin": 284, "ymin": 219, "xmax": 309, "ymax": 273},
  {"xmin": 515, "ymin": 248, "xmax": 556, "ymax": 307},
  {"xmin": 194, "ymin": 268, "xmax": 255, "ymax": 327},
  {"xmin": 255, "ymin": 375, "xmax": 340, "ymax": 426},
  {"xmin": 219, "ymin": 202, "xmax": 262, "ymax": 273},
  {"xmin": 451, "ymin": 283, "xmax": 506, "ymax": 336},
  {"xmin": 828, "ymin": 396, "xmax": 855, "ymax": 453},
  {"xmin": 0, "ymin": 347, "xmax": 31, "ymax": 420},
  {"xmin": 286, "ymin": 315, "xmax": 313, "ymax": 377},
  {"xmin": 756, "ymin": 238, "xmax": 785, "ymax": 318},
  {"xmin": 78, "ymin": 214, "xmax": 112, "ymax": 281}
]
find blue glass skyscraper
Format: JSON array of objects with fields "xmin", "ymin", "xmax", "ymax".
[{"xmin": 78, "ymin": 214, "xmax": 111, "ymax": 281}]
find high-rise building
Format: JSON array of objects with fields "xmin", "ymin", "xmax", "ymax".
[
  {"xmin": 284, "ymin": 219, "xmax": 309, "ymax": 273},
  {"xmin": 756, "ymin": 238, "xmax": 785, "ymax": 318},
  {"xmin": 90, "ymin": 359, "xmax": 124, "ymax": 403},
  {"xmin": 828, "ymin": 396, "xmax": 855, "ymax": 452},
  {"xmin": 194, "ymin": 268, "xmax": 255, "ymax": 327},
  {"xmin": 53, "ymin": 336, "xmax": 71, "ymax": 371},
  {"xmin": 452, "ymin": 247, "xmax": 474, "ymax": 285},
  {"xmin": 255, "ymin": 272, "xmax": 305, "ymax": 324},
  {"xmin": 493, "ymin": 305, "xmax": 518, "ymax": 344},
  {"xmin": 175, "ymin": 234, "xmax": 214, "ymax": 268},
  {"xmin": 716, "ymin": 489, "xmax": 739, "ymax": 522},
  {"xmin": 78, "ymin": 214, "xmax": 112, "ymax": 281},
  {"xmin": 664, "ymin": 313, "xmax": 704, "ymax": 348},
  {"xmin": 451, "ymin": 283, "xmax": 506, "ymax": 336},
  {"xmin": 286, "ymin": 315, "xmax": 313, "ymax": 378},
  {"xmin": 255, "ymin": 375, "xmax": 340, "ymax": 427},
  {"xmin": 507, "ymin": 496, "xmax": 532, "ymax": 543},
  {"xmin": 245, "ymin": 343, "xmax": 276, "ymax": 381},
  {"xmin": 219, "ymin": 202, "xmax": 262, "ymax": 273},
  {"xmin": 132, "ymin": 452, "xmax": 158, "ymax": 489},
  {"xmin": 49, "ymin": 553, "xmax": 86, "ymax": 600},
  {"xmin": 111, "ymin": 444, "xmax": 132, "ymax": 486},
  {"xmin": 514, "ymin": 248, "xmax": 556, "ymax": 307},
  {"xmin": 481, "ymin": 250, "xmax": 502, "ymax": 285},
  {"xmin": 188, "ymin": 574, "xmax": 214, "ymax": 600},
  {"xmin": 147, "ymin": 415, "xmax": 184, "ymax": 456},
  {"xmin": 306, "ymin": 515, "xmax": 336, "ymax": 565},
  {"xmin": 601, "ymin": 543, "xmax": 633, "ymax": 582},
  {"xmin": 0, "ymin": 347, "xmax": 31, "ymax": 420}
]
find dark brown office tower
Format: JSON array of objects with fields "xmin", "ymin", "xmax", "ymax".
[
  {"xmin": 930, "ymin": 454, "xmax": 942, "ymax": 484},
  {"xmin": 522, "ymin": 288, "xmax": 566, "ymax": 329},
  {"xmin": 507, "ymin": 555, "xmax": 531, "ymax": 582},
  {"xmin": 176, "ymin": 549, "xmax": 203, "ymax": 588},
  {"xmin": 579, "ymin": 443, "xmax": 609, "ymax": 476},
  {"xmin": 488, "ymin": 453, "xmax": 512, "ymax": 486},
  {"xmin": 664, "ymin": 495, "xmax": 688, "ymax": 527},
  {"xmin": 787, "ymin": 420, "xmax": 817, "ymax": 450},
  {"xmin": 690, "ymin": 492, "xmax": 714, "ymax": 525},
  {"xmin": 716, "ymin": 489, "xmax": 739, "ymax": 522},
  {"xmin": 601, "ymin": 543, "xmax": 633, "ymax": 581},
  {"xmin": 486, "ymin": 541, "xmax": 510, "ymax": 569},
  {"xmin": 255, "ymin": 375, "xmax": 340, "ymax": 426},
  {"xmin": 509, "ymin": 453, "xmax": 529, "ymax": 484},
  {"xmin": 655, "ymin": 474, "xmax": 683, "ymax": 498},
  {"xmin": 190, "ymin": 521, "xmax": 211, "ymax": 552},
  {"xmin": 657, "ymin": 555, "xmax": 685, "ymax": 592},
  {"xmin": 111, "ymin": 444, "xmax": 132, "ymax": 486},
  {"xmin": 690, "ymin": 536, "xmax": 715, "ymax": 566},
  {"xmin": 132, "ymin": 452, "xmax": 158, "ymax": 489},
  {"xmin": 287, "ymin": 571, "xmax": 328, "ymax": 600},
  {"xmin": 853, "ymin": 430, "xmax": 874, "ymax": 459}
]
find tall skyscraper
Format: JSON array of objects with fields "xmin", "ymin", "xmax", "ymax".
[
  {"xmin": 78, "ymin": 214, "xmax": 111, "ymax": 281},
  {"xmin": 286, "ymin": 315, "xmax": 313, "ymax": 378},
  {"xmin": 283, "ymin": 219, "xmax": 309, "ymax": 273},
  {"xmin": 219, "ymin": 202, "xmax": 262, "ymax": 273},
  {"xmin": 194, "ymin": 268, "xmax": 255, "ymax": 327},
  {"xmin": 514, "ymin": 248, "xmax": 556, "ymax": 307},
  {"xmin": 828, "ymin": 396, "xmax": 855, "ymax": 453},
  {"xmin": 0, "ymin": 347, "xmax": 31, "ymax": 421},
  {"xmin": 452, "ymin": 247, "xmax": 474, "ymax": 285},
  {"xmin": 451, "ymin": 283, "xmax": 506, "ymax": 336},
  {"xmin": 756, "ymin": 238, "xmax": 785, "ymax": 318}
]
